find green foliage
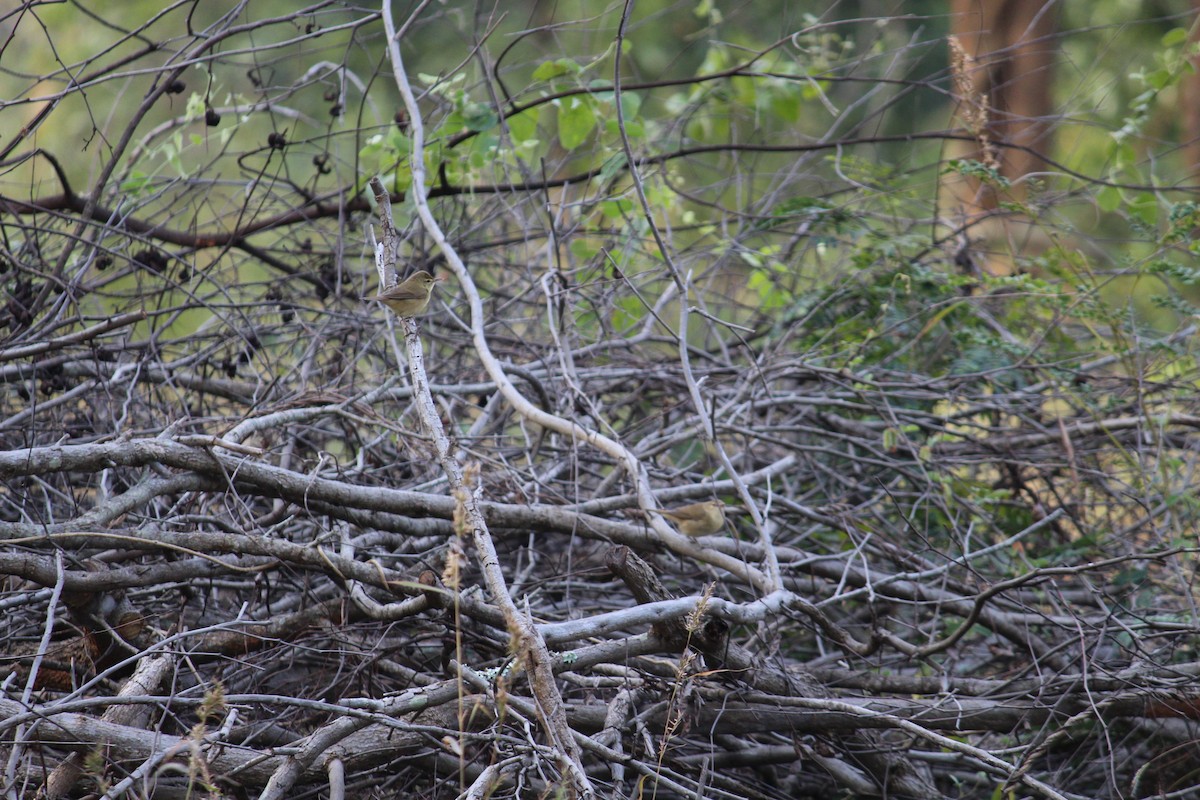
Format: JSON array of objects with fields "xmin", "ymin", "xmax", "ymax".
[
  {"xmin": 751, "ymin": 196, "xmax": 856, "ymax": 236},
  {"xmin": 946, "ymin": 159, "xmax": 1011, "ymax": 190},
  {"xmin": 556, "ymin": 96, "xmax": 597, "ymax": 150},
  {"xmin": 359, "ymin": 127, "xmax": 413, "ymax": 195}
]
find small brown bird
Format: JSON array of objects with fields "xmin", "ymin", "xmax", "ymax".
[
  {"xmin": 371, "ymin": 271, "xmax": 441, "ymax": 317},
  {"xmin": 658, "ymin": 500, "xmax": 727, "ymax": 536}
]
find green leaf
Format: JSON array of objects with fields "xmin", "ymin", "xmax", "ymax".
[
  {"xmin": 597, "ymin": 152, "xmax": 628, "ymax": 185},
  {"xmin": 1097, "ymin": 185, "xmax": 1122, "ymax": 213},
  {"xmin": 612, "ymin": 295, "xmax": 644, "ymax": 330},
  {"xmin": 1147, "ymin": 68, "xmax": 1173, "ymax": 91},
  {"xmin": 748, "ymin": 269, "xmax": 788, "ymax": 311},
  {"xmin": 606, "ymin": 117, "xmax": 644, "ymax": 138},
  {"xmin": 533, "ymin": 59, "xmax": 580, "ymax": 81},
  {"xmin": 620, "ymin": 91, "xmax": 642, "ymax": 120},
  {"xmin": 121, "ymin": 172, "xmax": 151, "ymax": 195},
  {"xmin": 386, "ymin": 127, "xmax": 410, "ymax": 154},
  {"xmin": 507, "ymin": 109, "xmax": 538, "ymax": 145},
  {"xmin": 569, "ymin": 240, "xmax": 598, "ymax": 261},
  {"xmin": 1131, "ymin": 192, "xmax": 1159, "ymax": 226},
  {"xmin": 738, "ymin": 250, "xmax": 763, "ymax": 268},
  {"xmin": 599, "ymin": 199, "xmax": 633, "ymax": 219},
  {"xmin": 1162, "ymin": 27, "xmax": 1189, "ymax": 47},
  {"xmin": 462, "ymin": 105, "xmax": 497, "ymax": 133},
  {"xmin": 185, "ymin": 92, "xmax": 206, "ymax": 119},
  {"xmin": 557, "ymin": 97, "xmax": 596, "ymax": 150}
]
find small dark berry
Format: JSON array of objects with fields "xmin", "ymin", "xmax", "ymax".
[{"xmin": 133, "ymin": 249, "xmax": 168, "ymax": 273}]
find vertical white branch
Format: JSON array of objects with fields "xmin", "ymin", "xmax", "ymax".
[{"xmin": 373, "ymin": 3, "xmax": 767, "ymax": 594}]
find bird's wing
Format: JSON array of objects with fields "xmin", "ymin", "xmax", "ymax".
[{"xmin": 379, "ymin": 284, "xmax": 424, "ymax": 301}]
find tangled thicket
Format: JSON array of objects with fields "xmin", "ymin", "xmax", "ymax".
[{"xmin": 4, "ymin": 3, "xmax": 1200, "ymax": 799}]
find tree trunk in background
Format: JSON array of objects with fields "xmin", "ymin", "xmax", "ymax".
[
  {"xmin": 1184, "ymin": 0, "xmax": 1200, "ymax": 177},
  {"xmin": 945, "ymin": 0, "xmax": 1059, "ymax": 273}
]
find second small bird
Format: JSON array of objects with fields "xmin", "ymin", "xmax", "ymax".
[
  {"xmin": 372, "ymin": 270, "xmax": 440, "ymax": 317},
  {"xmin": 658, "ymin": 500, "xmax": 727, "ymax": 536}
]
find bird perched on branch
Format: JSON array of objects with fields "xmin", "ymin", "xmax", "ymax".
[
  {"xmin": 657, "ymin": 500, "xmax": 727, "ymax": 536},
  {"xmin": 370, "ymin": 270, "xmax": 441, "ymax": 317}
]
